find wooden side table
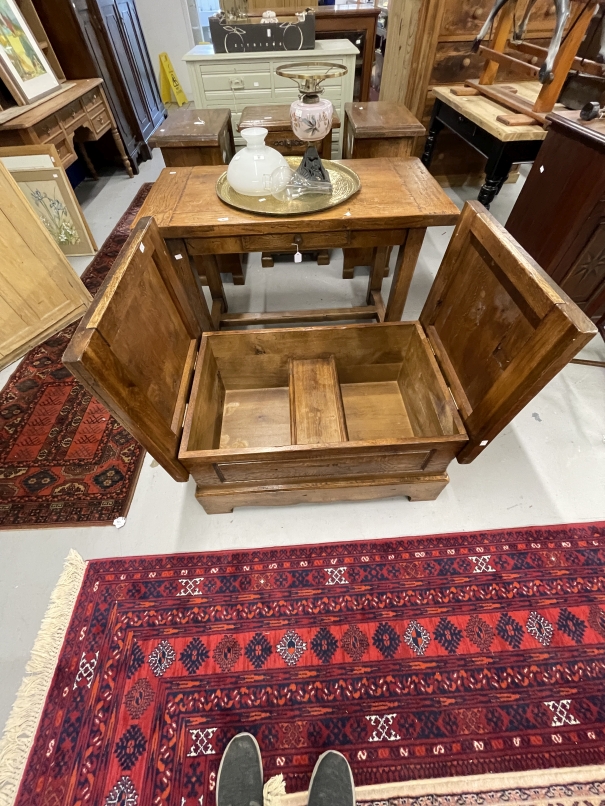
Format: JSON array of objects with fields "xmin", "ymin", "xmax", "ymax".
[
  {"xmin": 343, "ymin": 101, "xmax": 425, "ymax": 158},
  {"xmin": 150, "ymin": 107, "xmax": 243, "ymax": 285},
  {"xmin": 343, "ymin": 101, "xmax": 425, "ymax": 279},
  {"xmin": 421, "ymin": 83, "xmax": 548, "ymax": 209},
  {"xmin": 132, "ymin": 157, "xmax": 459, "ymax": 330},
  {"xmin": 148, "ymin": 107, "xmax": 235, "ymax": 167},
  {"xmin": 0, "ymin": 78, "xmax": 133, "ymax": 178},
  {"xmin": 238, "ymin": 104, "xmax": 341, "ymax": 268}
]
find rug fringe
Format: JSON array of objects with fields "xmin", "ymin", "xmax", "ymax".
[{"xmin": 0, "ymin": 550, "xmax": 87, "ymax": 806}]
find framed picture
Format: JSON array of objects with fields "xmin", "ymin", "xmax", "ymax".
[
  {"xmin": 0, "ymin": 144, "xmax": 97, "ymax": 256},
  {"xmin": 0, "ymin": 0, "xmax": 60, "ymax": 105}
]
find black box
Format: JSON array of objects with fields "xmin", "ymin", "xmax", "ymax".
[{"xmin": 209, "ymin": 12, "xmax": 315, "ymax": 53}]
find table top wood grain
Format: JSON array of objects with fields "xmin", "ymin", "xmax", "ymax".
[
  {"xmin": 345, "ymin": 101, "xmax": 425, "ymax": 138},
  {"xmin": 149, "ymin": 108, "xmax": 231, "ymax": 148},
  {"xmin": 432, "ymin": 82, "xmax": 551, "ymax": 141},
  {"xmin": 133, "ymin": 157, "xmax": 459, "ymax": 239}
]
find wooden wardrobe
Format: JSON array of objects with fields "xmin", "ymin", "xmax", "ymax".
[
  {"xmin": 30, "ymin": 0, "xmax": 165, "ymax": 171},
  {"xmin": 380, "ymin": 0, "xmax": 558, "ymax": 184}
]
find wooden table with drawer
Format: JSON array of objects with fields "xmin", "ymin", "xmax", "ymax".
[
  {"xmin": 132, "ymin": 156, "xmax": 459, "ymax": 329},
  {"xmin": 422, "ymin": 83, "xmax": 548, "ymax": 208},
  {"xmin": 0, "ymin": 78, "xmax": 134, "ymax": 179}
]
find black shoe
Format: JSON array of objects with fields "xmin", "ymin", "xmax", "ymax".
[
  {"xmin": 308, "ymin": 750, "xmax": 355, "ymax": 806},
  {"xmin": 217, "ymin": 733, "xmax": 264, "ymax": 806}
]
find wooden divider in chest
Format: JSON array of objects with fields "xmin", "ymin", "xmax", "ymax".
[{"xmin": 63, "ymin": 202, "xmax": 596, "ymax": 514}]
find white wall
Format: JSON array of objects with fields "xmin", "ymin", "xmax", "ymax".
[{"xmin": 135, "ymin": 0, "xmax": 195, "ymax": 98}]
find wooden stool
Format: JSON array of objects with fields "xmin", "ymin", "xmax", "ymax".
[
  {"xmin": 149, "ymin": 107, "xmax": 235, "ymax": 166},
  {"xmin": 150, "ymin": 108, "xmax": 244, "ymax": 286},
  {"xmin": 343, "ymin": 101, "xmax": 425, "ymax": 159},
  {"xmin": 342, "ymin": 102, "xmax": 425, "ymax": 279},
  {"xmin": 239, "ymin": 104, "xmax": 341, "ymax": 267}
]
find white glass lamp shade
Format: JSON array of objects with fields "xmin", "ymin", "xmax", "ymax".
[{"xmin": 226, "ymin": 127, "xmax": 288, "ymax": 196}]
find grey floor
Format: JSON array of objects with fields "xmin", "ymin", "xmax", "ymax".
[{"xmin": 1, "ymin": 151, "xmax": 604, "ymax": 736}]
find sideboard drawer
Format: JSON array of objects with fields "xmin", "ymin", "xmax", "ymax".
[
  {"xmin": 242, "ymin": 231, "xmax": 351, "ymax": 252},
  {"xmin": 199, "ymin": 61, "xmax": 271, "ymax": 74},
  {"xmin": 205, "ymin": 90, "xmax": 272, "ymax": 110},
  {"xmin": 202, "ymin": 72, "xmax": 271, "ymax": 92}
]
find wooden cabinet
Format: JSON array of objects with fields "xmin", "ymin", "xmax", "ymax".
[
  {"xmin": 184, "ymin": 40, "xmax": 358, "ymax": 158},
  {"xmin": 63, "ymin": 202, "xmax": 595, "ymax": 514},
  {"xmin": 506, "ymin": 110, "xmax": 605, "ymax": 323},
  {"xmin": 0, "ymin": 162, "xmax": 91, "ymax": 370},
  {"xmin": 31, "ymin": 0, "xmax": 165, "ymax": 170}
]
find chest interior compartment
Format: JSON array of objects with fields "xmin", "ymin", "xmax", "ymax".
[{"xmin": 63, "ymin": 202, "xmax": 596, "ymax": 514}]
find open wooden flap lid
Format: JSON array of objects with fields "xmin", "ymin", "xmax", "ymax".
[
  {"xmin": 63, "ymin": 217, "xmax": 208, "ymax": 482},
  {"xmin": 419, "ymin": 201, "xmax": 597, "ymax": 464}
]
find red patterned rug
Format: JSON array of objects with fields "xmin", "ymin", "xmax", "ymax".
[
  {"xmin": 0, "ymin": 186, "xmax": 150, "ymax": 529},
  {"xmin": 11, "ymin": 523, "xmax": 605, "ymax": 806}
]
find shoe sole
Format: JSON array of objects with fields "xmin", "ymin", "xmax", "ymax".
[
  {"xmin": 216, "ymin": 732, "xmax": 263, "ymax": 806},
  {"xmin": 307, "ymin": 750, "xmax": 356, "ymax": 806}
]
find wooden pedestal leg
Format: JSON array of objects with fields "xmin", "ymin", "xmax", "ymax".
[
  {"xmin": 262, "ymin": 252, "xmax": 274, "ymax": 267},
  {"xmin": 219, "ymin": 253, "xmax": 245, "ymax": 285},
  {"xmin": 317, "ymin": 250, "xmax": 330, "ymax": 265},
  {"xmin": 342, "ymin": 247, "xmax": 374, "ymax": 279},
  {"xmin": 385, "ymin": 228, "xmax": 426, "ymax": 322},
  {"xmin": 76, "ymin": 142, "xmax": 99, "ymax": 180},
  {"xmin": 193, "ymin": 254, "xmax": 227, "ymax": 328},
  {"xmin": 366, "ymin": 246, "xmax": 390, "ymax": 305},
  {"xmin": 421, "ymin": 102, "xmax": 445, "ymax": 168}
]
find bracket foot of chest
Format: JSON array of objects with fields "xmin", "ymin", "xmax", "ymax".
[{"xmin": 194, "ymin": 473, "xmax": 450, "ymax": 514}]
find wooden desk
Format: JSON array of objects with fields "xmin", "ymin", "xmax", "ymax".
[
  {"xmin": 0, "ymin": 78, "xmax": 133, "ymax": 179},
  {"xmin": 422, "ymin": 83, "xmax": 549, "ymax": 208},
  {"xmin": 507, "ymin": 110, "xmax": 605, "ymax": 328},
  {"xmin": 314, "ymin": 4, "xmax": 380, "ymax": 102},
  {"xmin": 133, "ymin": 157, "xmax": 459, "ymax": 328},
  {"xmin": 149, "ymin": 107, "xmax": 235, "ymax": 167}
]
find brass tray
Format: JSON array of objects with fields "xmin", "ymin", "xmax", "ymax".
[{"xmin": 215, "ymin": 156, "xmax": 361, "ymax": 216}]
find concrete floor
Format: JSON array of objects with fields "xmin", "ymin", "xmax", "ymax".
[{"xmin": 1, "ymin": 151, "xmax": 604, "ymax": 736}]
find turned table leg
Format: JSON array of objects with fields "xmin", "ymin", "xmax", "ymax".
[
  {"xmin": 421, "ymin": 101, "xmax": 445, "ymax": 169},
  {"xmin": 478, "ymin": 146, "xmax": 514, "ymax": 209},
  {"xmin": 111, "ymin": 125, "xmax": 134, "ymax": 178},
  {"xmin": 385, "ymin": 228, "xmax": 427, "ymax": 322}
]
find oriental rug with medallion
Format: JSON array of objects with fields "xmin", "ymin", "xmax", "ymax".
[
  {"xmin": 3, "ymin": 522, "xmax": 605, "ymax": 806},
  {"xmin": 0, "ymin": 186, "xmax": 150, "ymax": 529}
]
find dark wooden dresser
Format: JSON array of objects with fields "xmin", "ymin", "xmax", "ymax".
[
  {"xmin": 506, "ymin": 111, "xmax": 605, "ymax": 325},
  {"xmin": 31, "ymin": 0, "xmax": 165, "ymax": 171}
]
